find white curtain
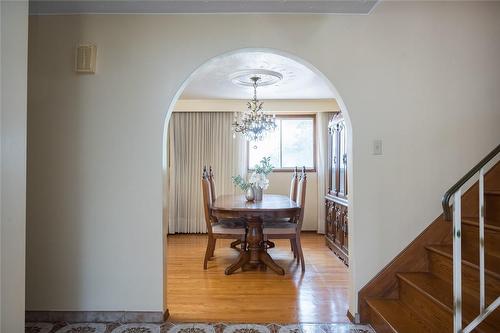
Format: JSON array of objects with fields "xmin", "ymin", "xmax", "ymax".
[
  {"xmin": 316, "ymin": 112, "xmax": 332, "ymax": 234},
  {"xmin": 168, "ymin": 112, "xmax": 246, "ymax": 234}
]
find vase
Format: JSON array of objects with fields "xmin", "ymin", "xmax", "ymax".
[
  {"xmin": 245, "ymin": 187, "xmax": 255, "ymax": 201},
  {"xmin": 253, "ymin": 186, "xmax": 263, "ymax": 201}
]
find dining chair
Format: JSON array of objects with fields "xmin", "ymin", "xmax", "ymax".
[
  {"xmin": 289, "ymin": 166, "xmax": 299, "ymax": 202},
  {"xmin": 202, "ymin": 168, "xmax": 247, "ymax": 270},
  {"xmin": 208, "ymin": 166, "xmax": 217, "ymax": 204},
  {"xmin": 264, "ymin": 166, "xmax": 299, "ymax": 251},
  {"xmin": 206, "ymin": 165, "xmax": 245, "ymax": 251},
  {"xmin": 263, "ymin": 168, "xmax": 307, "ymax": 272}
]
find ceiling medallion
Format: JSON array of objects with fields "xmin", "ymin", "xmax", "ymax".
[
  {"xmin": 232, "ymin": 75, "xmax": 278, "ymax": 143},
  {"xmin": 230, "ymin": 69, "xmax": 283, "ymax": 87}
]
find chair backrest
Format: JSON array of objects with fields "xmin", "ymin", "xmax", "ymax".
[
  {"xmin": 201, "ymin": 168, "xmax": 214, "ymax": 234},
  {"xmin": 296, "ymin": 167, "xmax": 307, "ymax": 231},
  {"xmin": 208, "ymin": 166, "xmax": 216, "ymax": 204},
  {"xmin": 289, "ymin": 167, "xmax": 299, "ymax": 202}
]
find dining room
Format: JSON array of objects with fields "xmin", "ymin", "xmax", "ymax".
[{"xmin": 164, "ymin": 50, "xmax": 350, "ymax": 323}]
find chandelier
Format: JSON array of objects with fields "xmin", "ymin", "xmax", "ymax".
[{"xmin": 232, "ymin": 76, "xmax": 277, "ymax": 142}]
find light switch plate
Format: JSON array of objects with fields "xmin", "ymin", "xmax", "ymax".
[{"xmin": 373, "ymin": 139, "xmax": 383, "ymax": 155}]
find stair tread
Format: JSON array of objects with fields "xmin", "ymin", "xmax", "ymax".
[
  {"xmin": 462, "ymin": 217, "xmax": 500, "ymax": 232},
  {"xmin": 426, "ymin": 244, "xmax": 500, "ymax": 279},
  {"xmin": 366, "ymin": 298, "xmax": 440, "ymax": 333},
  {"xmin": 397, "ymin": 272, "xmax": 500, "ymax": 331}
]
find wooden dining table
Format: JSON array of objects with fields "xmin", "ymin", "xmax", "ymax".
[{"xmin": 211, "ymin": 194, "xmax": 300, "ymax": 275}]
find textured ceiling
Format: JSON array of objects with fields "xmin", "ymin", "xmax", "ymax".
[
  {"xmin": 29, "ymin": 0, "xmax": 379, "ymax": 15},
  {"xmin": 180, "ymin": 51, "xmax": 336, "ymax": 100}
]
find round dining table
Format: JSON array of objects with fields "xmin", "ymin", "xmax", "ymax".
[{"xmin": 211, "ymin": 194, "xmax": 300, "ymax": 275}]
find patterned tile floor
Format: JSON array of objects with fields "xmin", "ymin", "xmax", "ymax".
[{"xmin": 26, "ymin": 322, "xmax": 375, "ymax": 333}]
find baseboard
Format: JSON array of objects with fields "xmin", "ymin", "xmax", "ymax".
[{"xmin": 26, "ymin": 310, "xmax": 168, "ymax": 323}]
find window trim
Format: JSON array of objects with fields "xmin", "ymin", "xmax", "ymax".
[{"xmin": 247, "ymin": 114, "xmax": 317, "ymax": 173}]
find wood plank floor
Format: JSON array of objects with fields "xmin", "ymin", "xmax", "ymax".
[{"xmin": 166, "ymin": 233, "xmax": 349, "ymax": 323}]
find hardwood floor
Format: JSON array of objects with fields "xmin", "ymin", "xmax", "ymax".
[{"xmin": 166, "ymin": 233, "xmax": 349, "ymax": 323}]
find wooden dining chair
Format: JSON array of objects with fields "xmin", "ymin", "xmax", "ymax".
[
  {"xmin": 208, "ymin": 166, "xmax": 217, "ymax": 204},
  {"xmin": 206, "ymin": 166, "xmax": 245, "ymax": 251},
  {"xmin": 202, "ymin": 168, "xmax": 247, "ymax": 270},
  {"xmin": 289, "ymin": 166, "xmax": 299, "ymax": 202},
  {"xmin": 263, "ymin": 166, "xmax": 299, "ymax": 250},
  {"xmin": 263, "ymin": 168, "xmax": 307, "ymax": 272}
]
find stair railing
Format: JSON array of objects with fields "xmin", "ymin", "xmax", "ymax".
[{"xmin": 442, "ymin": 144, "xmax": 500, "ymax": 333}]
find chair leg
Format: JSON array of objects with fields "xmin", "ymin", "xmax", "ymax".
[
  {"xmin": 241, "ymin": 235, "xmax": 247, "ymax": 252},
  {"xmin": 295, "ymin": 236, "xmax": 305, "ymax": 272},
  {"xmin": 290, "ymin": 239, "xmax": 297, "ymax": 258},
  {"xmin": 210, "ymin": 238, "xmax": 217, "ymax": 258},
  {"xmin": 204, "ymin": 236, "xmax": 214, "ymax": 269},
  {"xmin": 230, "ymin": 239, "xmax": 242, "ymax": 251}
]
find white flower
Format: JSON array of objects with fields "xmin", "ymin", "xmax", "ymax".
[{"xmin": 248, "ymin": 172, "xmax": 269, "ymax": 190}]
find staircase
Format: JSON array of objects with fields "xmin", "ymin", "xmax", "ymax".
[{"xmin": 364, "ymin": 146, "xmax": 500, "ymax": 333}]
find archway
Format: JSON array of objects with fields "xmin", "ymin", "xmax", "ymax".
[{"xmin": 161, "ymin": 47, "xmax": 355, "ymax": 322}]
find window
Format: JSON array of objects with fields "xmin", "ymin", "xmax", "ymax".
[{"xmin": 248, "ymin": 115, "xmax": 315, "ymax": 171}]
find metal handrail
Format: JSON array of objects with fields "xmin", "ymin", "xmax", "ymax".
[
  {"xmin": 442, "ymin": 144, "xmax": 500, "ymax": 220},
  {"xmin": 445, "ymin": 143, "xmax": 500, "ymax": 333}
]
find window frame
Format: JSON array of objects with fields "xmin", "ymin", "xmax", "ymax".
[{"xmin": 247, "ymin": 114, "xmax": 317, "ymax": 173}]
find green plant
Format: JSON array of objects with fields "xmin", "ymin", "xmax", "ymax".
[
  {"xmin": 232, "ymin": 157, "xmax": 274, "ymax": 192},
  {"xmin": 232, "ymin": 175, "xmax": 250, "ymax": 191},
  {"xmin": 254, "ymin": 156, "xmax": 274, "ymax": 175}
]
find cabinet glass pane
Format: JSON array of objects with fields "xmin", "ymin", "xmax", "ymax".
[
  {"xmin": 331, "ymin": 128, "xmax": 337, "ymax": 194},
  {"xmin": 339, "ymin": 125, "xmax": 346, "ymax": 195}
]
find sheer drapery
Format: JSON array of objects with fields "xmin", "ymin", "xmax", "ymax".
[
  {"xmin": 316, "ymin": 112, "xmax": 332, "ymax": 234},
  {"xmin": 167, "ymin": 112, "xmax": 246, "ymax": 234}
]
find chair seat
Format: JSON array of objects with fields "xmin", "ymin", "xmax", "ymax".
[
  {"xmin": 219, "ymin": 218, "xmax": 245, "ymax": 227},
  {"xmin": 263, "ymin": 221, "xmax": 297, "ymax": 235},
  {"xmin": 263, "ymin": 217, "xmax": 292, "ymax": 223},
  {"xmin": 212, "ymin": 219, "xmax": 246, "ymax": 235}
]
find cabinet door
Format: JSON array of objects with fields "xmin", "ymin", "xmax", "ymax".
[
  {"xmin": 338, "ymin": 121, "xmax": 348, "ymax": 197},
  {"xmin": 334, "ymin": 204, "xmax": 342, "ymax": 247},
  {"xmin": 325, "ymin": 200, "xmax": 335, "ymax": 241},
  {"xmin": 342, "ymin": 208, "xmax": 349, "ymax": 253},
  {"xmin": 325, "ymin": 200, "xmax": 333, "ymax": 239},
  {"xmin": 331, "ymin": 203, "xmax": 338, "ymax": 242}
]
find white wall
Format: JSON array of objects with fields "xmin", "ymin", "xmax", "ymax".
[
  {"xmin": 26, "ymin": 1, "xmax": 500, "ymax": 316},
  {"xmin": 1, "ymin": 0, "xmax": 28, "ymax": 331}
]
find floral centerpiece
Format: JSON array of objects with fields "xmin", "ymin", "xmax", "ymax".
[{"xmin": 232, "ymin": 157, "xmax": 274, "ymax": 201}]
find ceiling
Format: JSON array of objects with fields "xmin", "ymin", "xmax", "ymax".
[
  {"xmin": 29, "ymin": 0, "xmax": 379, "ymax": 15},
  {"xmin": 181, "ymin": 51, "xmax": 336, "ymax": 100}
]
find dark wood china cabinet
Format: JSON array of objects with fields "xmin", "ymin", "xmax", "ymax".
[{"xmin": 325, "ymin": 113, "xmax": 349, "ymax": 266}]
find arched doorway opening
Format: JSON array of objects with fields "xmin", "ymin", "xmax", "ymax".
[{"xmin": 162, "ymin": 48, "xmax": 355, "ymax": 323}]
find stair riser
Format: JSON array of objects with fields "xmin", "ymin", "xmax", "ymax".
[
  {"xmin": 461, "ymin": 224, "xmax": 500, "ymax": 257},
  {"xmin": 460, "ymin": 249, "xmax": 500, "ymax": 276},
  {"xmin": 399, "ymin": 276, "xmax": 500, "ymax": 330},
  {"xmin": 366, "ymin": 299, "xmax": 440, "ymax": 333},
  {"xmin": 399, "ymin": 280, "xmax": 450, "ymax": 332},
  {"xmin": 485, "ymin": 194, "xmax": 500, "ymax": 222},
  {"xmin": 367, "ymin": 307, "xmax": 396, "ymax": 333},
  {"xmin": 428, "ymin": 251, "xmax": 500, "ymax": 304}
]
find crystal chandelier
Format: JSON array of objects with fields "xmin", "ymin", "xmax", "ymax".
[{"xmin": 232, "ymin": 76, "xmax": 277, "ymax": 142}]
